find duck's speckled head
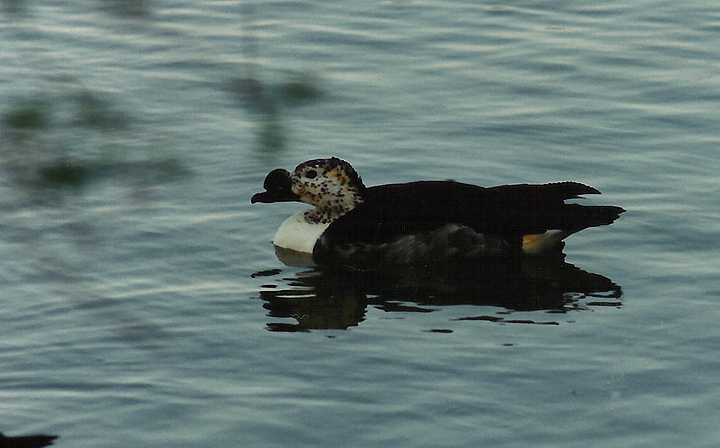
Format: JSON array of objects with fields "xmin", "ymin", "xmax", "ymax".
[
  {"xmin": 291, "ymin": 157, "xmax": 366, "ymax": 223},
  {"xmin": 252, "ymin": 158, "xmax": 366, "ymax": 224}
]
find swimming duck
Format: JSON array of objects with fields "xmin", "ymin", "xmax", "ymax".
[{"xmin": 251, "ymin": 157, "xmax": 624, "ymax": 266}]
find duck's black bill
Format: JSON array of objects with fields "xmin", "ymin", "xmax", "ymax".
[
  {"xmin": 251, "ymin": 190, "xmax": 300, "ymax": 203},
  {"xmin": 251, "ymin": 168, "xmax": 301, "ymax": 203}
]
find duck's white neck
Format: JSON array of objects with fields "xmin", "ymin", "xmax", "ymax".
[{"xmin": 272, "ymin": 211, "xmax": 331, "ymax": 254}]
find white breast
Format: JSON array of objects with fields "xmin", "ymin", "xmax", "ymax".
[{"xmin": 272, "ymin": 211, "xmax": 331, "ymax": 254}]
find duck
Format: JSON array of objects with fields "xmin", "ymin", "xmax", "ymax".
[{"xmin": 251, "ymin": 157, "xmax": 624, "ymax": 266}]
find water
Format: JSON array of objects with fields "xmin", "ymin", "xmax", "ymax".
[{"xmin": 1, "ymin": 0, "xmax": 719, "ymax": 446}]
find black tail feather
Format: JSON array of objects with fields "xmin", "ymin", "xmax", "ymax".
[
  {"xmin": 0, "ymin": 431, "xmax": 58, "ymax": 448},
  {"xmin": 546, "ymin": 181, "xmax": 602, "ymax": 198},
  {"xmin": 491, "ymin": 181, "xmax": 602, "ymax": 202},
  {"xmin": 561, "ymin": 204, "xmax": 625, "ymax": 233}
]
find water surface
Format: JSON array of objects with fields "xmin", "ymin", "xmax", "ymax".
[{"xmin": 1, "ymin": 1, "xmax": 719, "ymax": 447}]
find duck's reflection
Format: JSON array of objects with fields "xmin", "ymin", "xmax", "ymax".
[{"xmin": 255, "ymin": 248, "xmax": 621, "ymax": 331}]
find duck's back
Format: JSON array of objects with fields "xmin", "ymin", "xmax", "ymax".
[{"xmin": 313, "ymin": 181, "xmax": 623, "ymax": 264}]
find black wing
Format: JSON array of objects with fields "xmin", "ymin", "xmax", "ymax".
[{"xmin": 317, "ymin": 180, "xmax": 623, "ymax": 248}]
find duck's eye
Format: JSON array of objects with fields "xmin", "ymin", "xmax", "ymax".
[{"xmin": 305, "ymin": 169, "xmax": 317, "ymax": 179}]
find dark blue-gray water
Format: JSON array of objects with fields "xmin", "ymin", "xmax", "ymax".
[{"xmin": 1, "ymin": 1, "xmax": 719, "ymax": 447}]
